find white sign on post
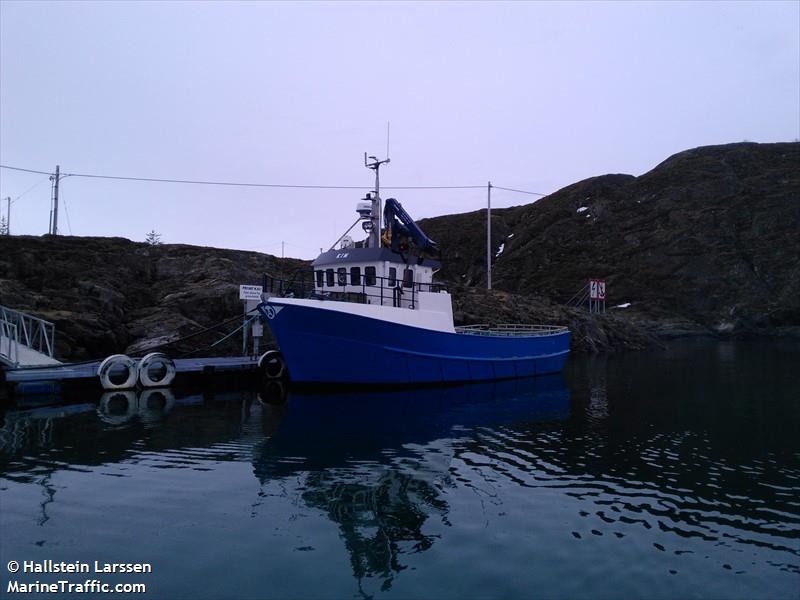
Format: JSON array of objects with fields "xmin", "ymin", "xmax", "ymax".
[
  {"xmin": 589, "ymin": 280, "xmax": 598, "ymax": 300},
  {"xmin": 239, "ymin": 285, "xmax": 263, "ymax": 301},
  {"xmin": 598, "ymin": 281, "xmax": 606, "ymax": 300}
]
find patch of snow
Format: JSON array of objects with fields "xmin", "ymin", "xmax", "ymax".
[
  {"xmin": 613, "ymin": 303, "xmax": 632, "ymax": 309},
  {"xmin": 585, "ymin": 214, "xmax": 591, "ymax": 218},
  {"xmin": 576, "ymin": 206, "xmax": 589, "ymax": 213},
  {"xmin": 508, "ymin": 233, "xmax": 515, "ymax": 238},
  {"xmin": 495, "ymin": 243, "xmax": 505, "ymax": 258},
  {"xmin": 715, "ymin": 321, "xmax": 735, "ymax": 333}
]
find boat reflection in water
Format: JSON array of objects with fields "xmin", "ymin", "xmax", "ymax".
[
  {"xmin": 251, "ymin": 376, "xmax": 569, "ymax": 476},
  {"xmin": 249, "ymin": 376, "xmax": 570, "ymax": 591}
]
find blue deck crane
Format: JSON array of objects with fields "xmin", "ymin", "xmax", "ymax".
[{"xmin": 382, "ymin": 197, "xmax": 438, "ymax": 255}]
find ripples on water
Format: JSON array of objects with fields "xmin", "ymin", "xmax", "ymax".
[{"xmin": 1, "ymin": 341, "xmax": 798, "ymax": 599}]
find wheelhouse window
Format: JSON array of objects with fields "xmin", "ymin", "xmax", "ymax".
[
  {"xmin": 350, "ymin": 266, "xmax": 361, "ymax": 286},
  {"xmin": 388, "ymin": 267, "xmax": 397, "ymax": 286},
  {"xmin": 315, "ymin": 270, "xmax": 324, "ymax": 287},
  {"xmin": 325, "ymin": 269, "xmax": 334, "ymax": 287},
  {"xmin": 403, "ymin": 268, "xmax": 413, "ymax": 288},
  {"xmin": 337, "ymin": 267, "xmax": 347, "ymax": 286},
  {"xmin": 365, "ymin": 266, "xmax": 377, "ymax": 286}
]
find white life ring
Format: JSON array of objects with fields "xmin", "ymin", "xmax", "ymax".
[
  {"xmin": 97, "ymin": 390, "xmax": 137, "ymax": 425},
  {"xmin": 259, "ymin": 350, "xmax": 287, "ymax": 379},
  {"xmin": 97, "ymin": 354, "xmax": 139, "ymax": 390},
  {"xmin": 138, "ymin": 352, "xmax": 176, "ymax": 388}
]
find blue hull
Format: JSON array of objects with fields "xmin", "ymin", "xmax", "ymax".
[{"xmin": 261, "ymin": 301, "xmax": 570, "ymax": 385}]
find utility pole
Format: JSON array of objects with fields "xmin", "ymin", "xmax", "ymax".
[
  {"xmin": 4, "ymin": 197, "xmax": 9, "ymax": 235},
  {"xmin": 281, "ymin": 241, "xmax": 285, "ymax": 258},
  {"xmin": 50, "ymin": 165, "xmax": 60, "ymax": 235},
  {"xmin": 487, "ymin": 181, "xmax": 492, "ymax": 290}
]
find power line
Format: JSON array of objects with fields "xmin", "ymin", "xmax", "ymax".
[
  {"xmin": 492, "ymin": 185, "xmax": 547, "ymax": 197},
  {"xmin": 67, "ymin": 171, "xmax": 372, "ymax": 189},
  {"xmin": 0, "ymin": 165, "xmax": 52, "ymax": 176},
  {"xmin": 0, "ymin": 163, "xmax": 548, "ymax": 195},
  {"xmin": 0, "ymin": 164, "xmax": 483, "ymax": 190},
  {"xmin": 67, "ymin": 171, "xmax": 485, "ymax": 190},
  {"xmin": 387, "ymin": 185, "xmax": 485, "ymax": 190},
  {"xmin": 9, "ymin": 176, "xmax": 50, "ymax": 204}
]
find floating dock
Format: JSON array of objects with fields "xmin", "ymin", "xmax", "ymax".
[
  {"xmin": 1, "ymin": 305, "xmax": 265, "ymax": 397},
  {"xmin": 5, "ymin": 356, "xmax": 260, "ymax": 383},
  {"xmin": 3, "ymin": 356, "xmax": 263, "ymax": 398}
]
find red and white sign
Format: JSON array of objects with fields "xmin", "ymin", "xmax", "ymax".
[{"xmin": 589, "ymin": 279, "xmax": 606, "ymax": 300}]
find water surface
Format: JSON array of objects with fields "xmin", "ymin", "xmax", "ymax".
[{"xmin": 1, "ymin": 340, "xmax": 798, "ymax": 599}]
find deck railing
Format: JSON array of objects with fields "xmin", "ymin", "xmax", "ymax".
[
  {"xmin": 262, "ymin": 270, "xmax": 445, "ymax": 310},
  {"xmin": 0, "ymin": 305, "xmax": 56, "ymax": 365},
  {"xmin": 455, "ymin": 323, "xmax": 569, "ymax": 337}
]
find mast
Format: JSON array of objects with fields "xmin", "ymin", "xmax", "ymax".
[{"xmin": 364, "ymin": 153, "xmax": 390, "ymax": 247}]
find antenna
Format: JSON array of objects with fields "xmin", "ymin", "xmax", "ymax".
[
  {"xmin": 386, "ymin": 121, "xmax": 391, "ymax": 160},
  {"xmin": 363, "ymin": 152, "xmax": 390, "ymax": 248}
]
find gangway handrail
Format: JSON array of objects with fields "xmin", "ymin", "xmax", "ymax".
[
  {"xmin": 0, "ymin": 321, "xmax": 19, "ymax": 366},
  {"xmin": 0, "ymin": 305, "xmax": 56, "ymax": 360}
]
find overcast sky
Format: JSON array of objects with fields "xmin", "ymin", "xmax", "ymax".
[{"xmin": 1, "ymin": 1, "xmax": 798, "ymax": 259}]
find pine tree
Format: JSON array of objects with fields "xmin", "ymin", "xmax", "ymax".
[
  {"xmin": 0, "ymin": 216, "xmax": 8, "ymax": 236},
  {"xmin": 145, "ymin": 230, "xmax": 162, "ymax": 245}
]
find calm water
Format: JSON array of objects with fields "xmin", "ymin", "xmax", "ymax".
[{"xmin": 1, "ymin": 341, "xmax": 798, "ymax": 599}]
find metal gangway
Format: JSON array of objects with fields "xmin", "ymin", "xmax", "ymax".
[{"xmin": 0, "ymin": 305, "xmax": 61, "ymax": 368}]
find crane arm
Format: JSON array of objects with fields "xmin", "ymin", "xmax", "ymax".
[{"xmin": 383, "ymin": 197, "xmax": 438, "ymax": 252}]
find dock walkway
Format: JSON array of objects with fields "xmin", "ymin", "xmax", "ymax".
[
  {"xmin": 2, "ymin": 305, "xmax": 263, "ymax": 393},
  {"xmin": 1, "ymin": 306, "xmax": 60, "ymax": 368},
  {"xmin": 0, "ymin": 334, "xmax": 62, "ymax": 367}
]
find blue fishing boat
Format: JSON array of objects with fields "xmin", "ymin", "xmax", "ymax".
[{"xmin": 257, "ymin": 155, "xmax": 570, "ymax": 385}]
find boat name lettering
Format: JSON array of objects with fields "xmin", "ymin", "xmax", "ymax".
[{"xmin": 336, "ymin": 253, "xmax": 349, "ymax": 259}]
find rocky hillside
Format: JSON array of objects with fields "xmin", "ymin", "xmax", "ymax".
[
  {"xmin": 0, "ymin": 236, "xmax": 305, "ymax": 360},
  {"xmin": 420, "ymin": 142, "xmax": 800, "ymax": 335},
  {"xmin": 1, "ymin": 142, "xmax": 796, "ymax": 361}
]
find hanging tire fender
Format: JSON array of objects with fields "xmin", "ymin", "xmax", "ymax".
[
  {"xmin": 259, "ymin": 350, "xmax": 287, "ymax": 379},
  {"xmin": 138, "ymin": 352, "xmax": 176, "ymax": 388},
  {"xmin": 97, "ymin": 354, "xmax": 139, "ymax": 390}
]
